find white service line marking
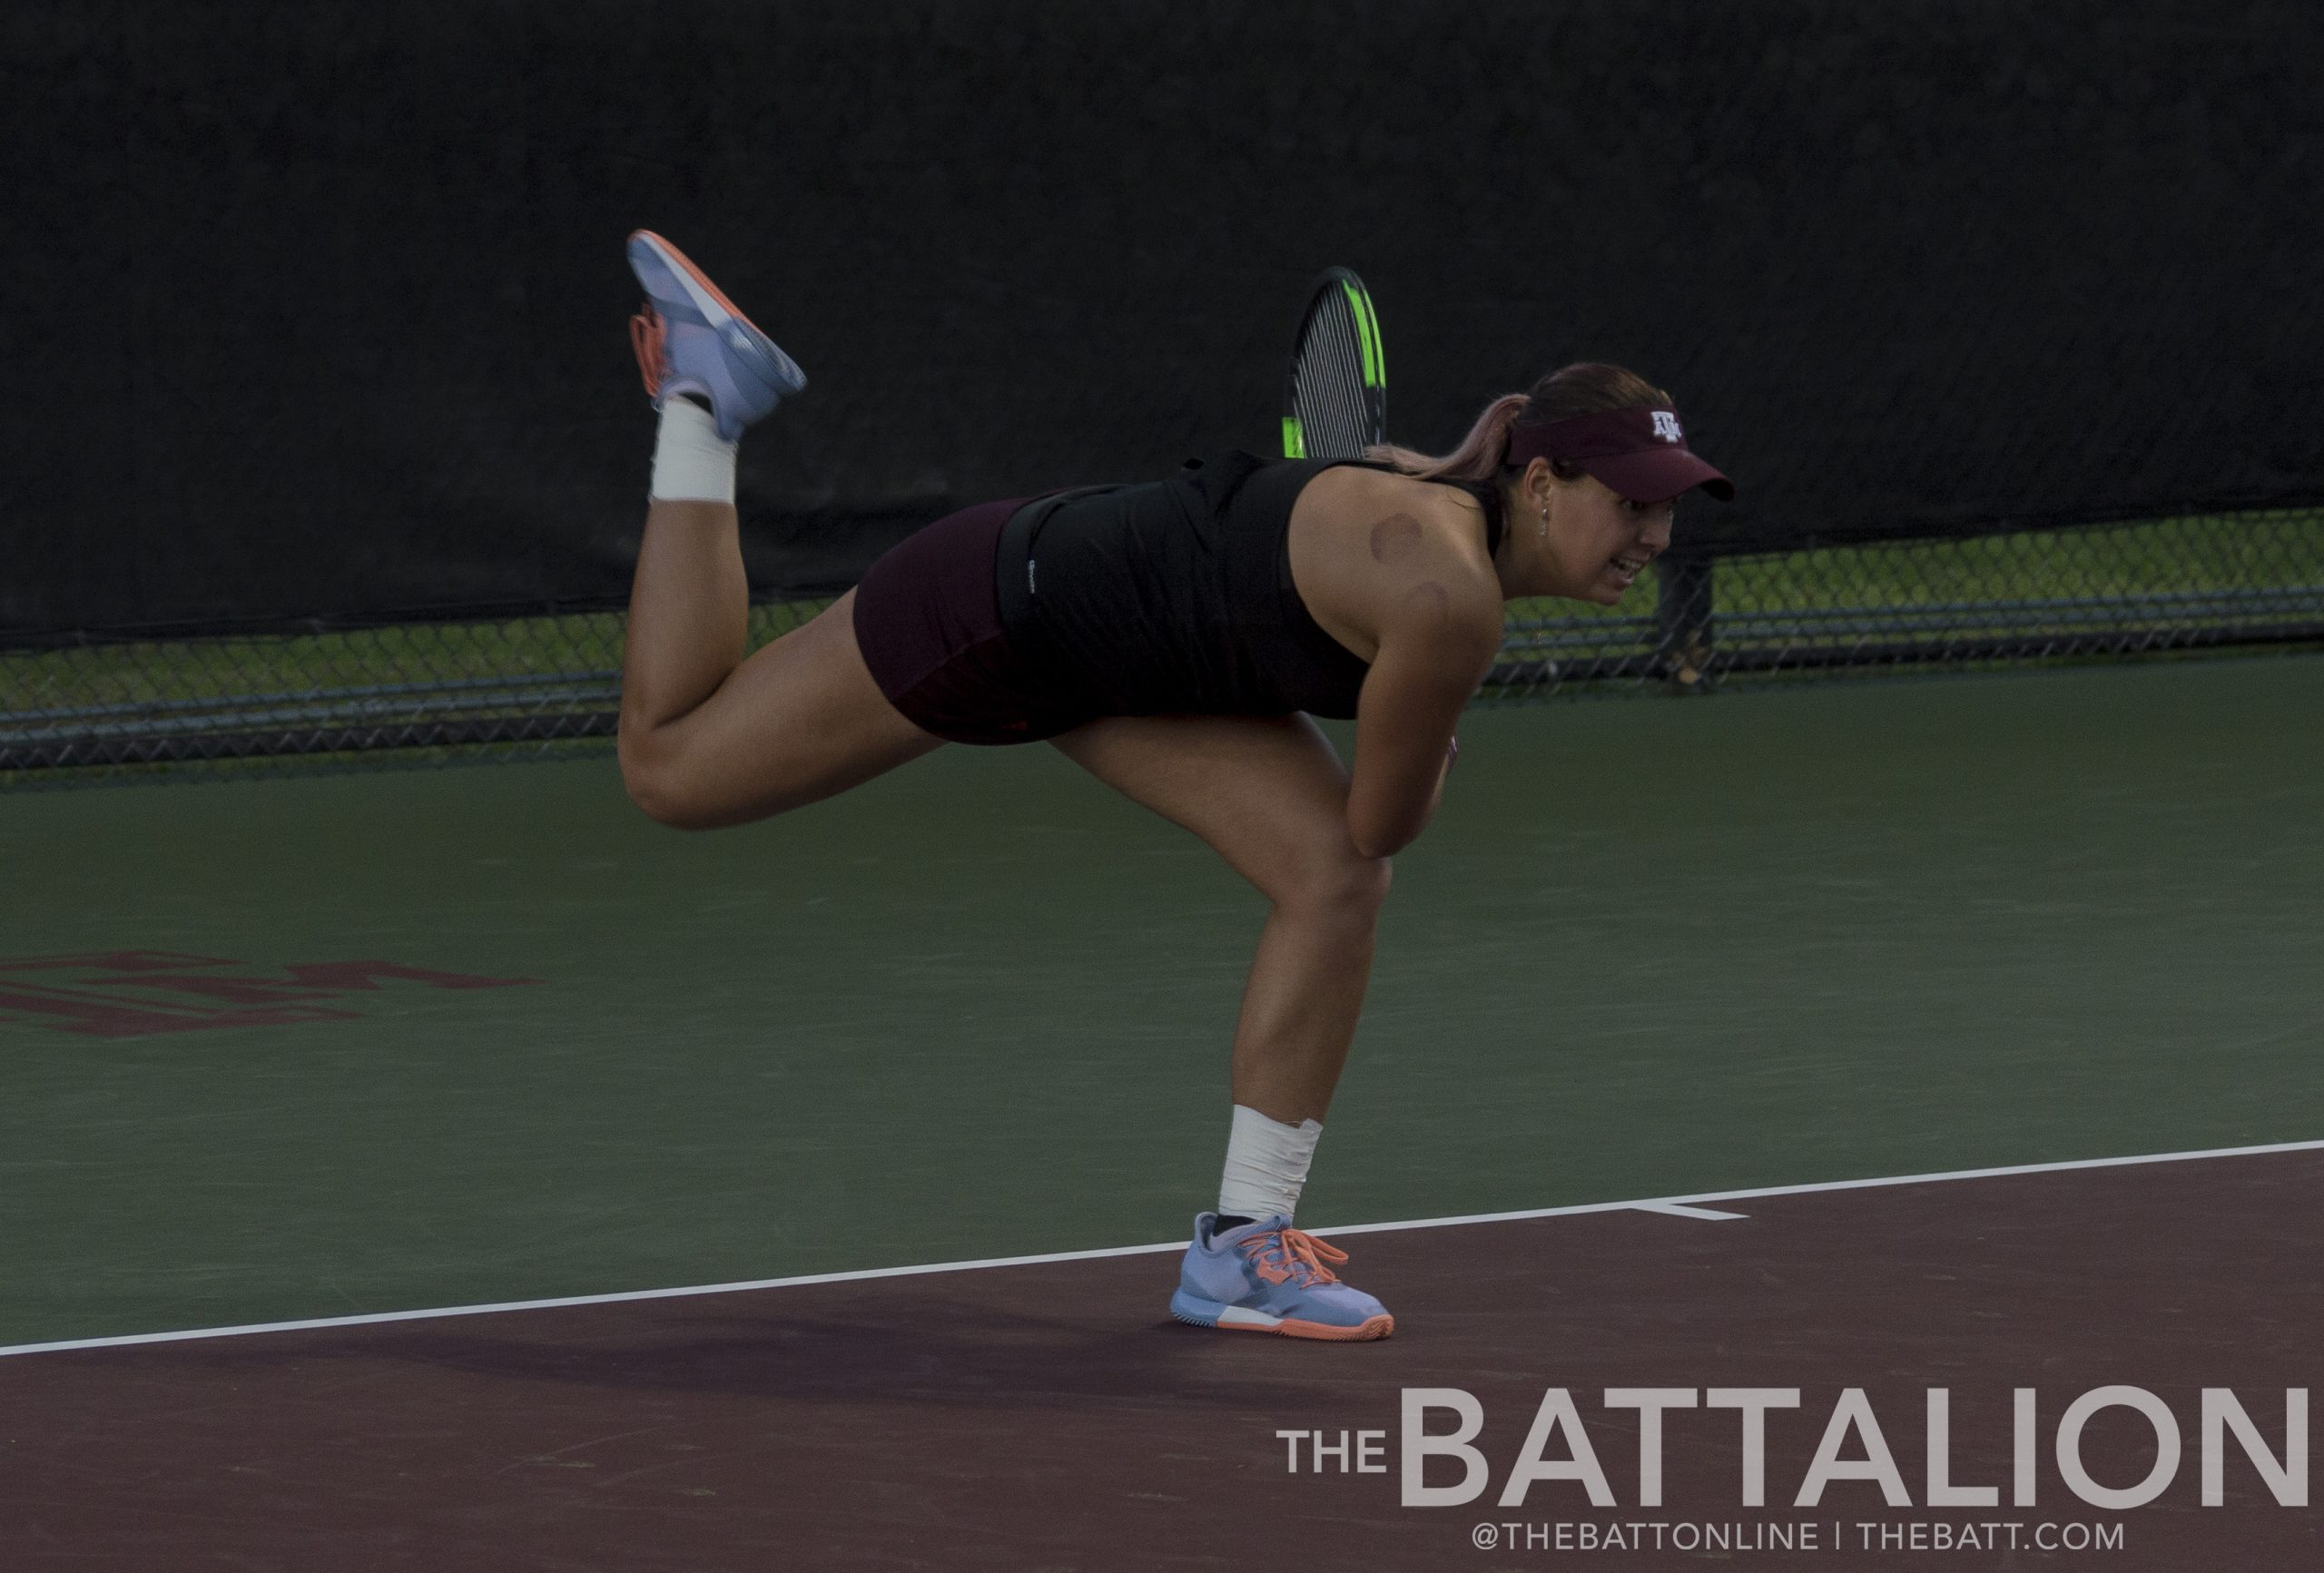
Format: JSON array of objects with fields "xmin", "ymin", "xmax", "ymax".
[
  {"xmin": 3, "ymin": 1136, "xmax": 2318, "ymax": 1362},
  {"xmin": 1631, "ymin": 1201, "xmax": 1751, "ymax": 1221}
]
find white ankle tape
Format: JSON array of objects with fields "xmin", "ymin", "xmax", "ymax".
[
  {"xmin": 1219, "ymin": 1104, "xmax": 1323, "ymax": 1222},
  {"xmin": 649, "ymin": 398, "xmax": 737, "ymax": 503}
]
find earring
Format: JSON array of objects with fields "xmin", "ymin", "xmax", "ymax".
[{"xmin": 1536, "ymin": 504, "xmax": 1549, "ymax": 540}]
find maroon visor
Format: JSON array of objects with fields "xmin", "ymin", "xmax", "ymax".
[{"xmin": 1504, "ymin": 408, "xmax": 1736, "ymax": 504}]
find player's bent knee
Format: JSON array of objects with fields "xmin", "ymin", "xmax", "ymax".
[
  {"xmin": 1276, "ymin": 850, "xmax": 1393, "ymax": 920},
  {"xmin": 617, "ymin": 733, "xmax": 711, "ymax": 830},
  {"xmin": 619, "ymin": 768, "xmax": 686, "ymax": 829},
  {"xmin": 1345, "ymin": 855, "xmax": 1394, "ymax": 914}
]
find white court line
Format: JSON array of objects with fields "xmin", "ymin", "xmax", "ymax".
[
  {"xmin": 1631, "ymin": 1201, "xmax": 1751, "ymax": 1221},
  {"xmin": 4, "ymin": 1136, "xmax": 2318, "ymax": 1362}
]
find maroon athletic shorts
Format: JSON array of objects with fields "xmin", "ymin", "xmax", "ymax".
[{"xmin": 851, "ymin": 497, "xmax": 1100, "ymax": 746}]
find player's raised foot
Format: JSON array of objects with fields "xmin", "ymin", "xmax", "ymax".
[
  {"xmin": 625, "ymin": 229, "xmax": 807, "ymax": 443},
  {"xmin": 1169, "ymin": 1213, "xmax": 1393, "ymax": 1342}
]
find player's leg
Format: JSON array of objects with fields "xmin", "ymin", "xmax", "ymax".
[
  {"xmin": 617, "ymin": 536, "xmax": 940, "ymax": 829},
  {"xmin": 1051, "ymin": 711, "xmax": 1387, "ymax": 1124},
  {"xmin": 616, "ymin": 231, "xmax": 942, "ymax": 830},
  {"xmin": 1049, "ymin": 711, "xmax": 1396, "ymax": 1340}
]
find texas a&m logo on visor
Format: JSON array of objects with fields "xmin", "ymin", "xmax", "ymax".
[{"xmin": 1651, "ymin": 411, "xmax": 1683, "ymax": 443}]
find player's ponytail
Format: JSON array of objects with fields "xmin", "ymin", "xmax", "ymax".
[
  {"xmin": 1366, "ymin": 393, "xmax": 1527, "ymax": 483},
  {"xmin": 1368, "ymin": 363, "xmax": 1678, "ymax": 483}
]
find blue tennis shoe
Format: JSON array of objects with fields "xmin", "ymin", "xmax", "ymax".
[
  {"xmin": 625, "ymin": 229, "xmax": 807, "ymax": 442},
  {"xmin": 1169, "ymin": 1213, "xmax": 1393, "ymax": 1342}
]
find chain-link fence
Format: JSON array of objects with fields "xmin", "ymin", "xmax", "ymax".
[
  {"xmin": 5, "ymin": 508, "xmax": 2319, "ymax": 790},
  {"xmin": 1485, "ymin": 506, "xmax": 2324, "ymax": 697}
]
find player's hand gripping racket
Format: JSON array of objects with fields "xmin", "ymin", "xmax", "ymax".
[{"xmin": 1283, "ymin": 267, "xmax": 1385, "ymax": 459}]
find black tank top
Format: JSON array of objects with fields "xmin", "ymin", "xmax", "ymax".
[{"xmin": 992, "ymin": 450, "xmax": 1502, "ymax": 721}]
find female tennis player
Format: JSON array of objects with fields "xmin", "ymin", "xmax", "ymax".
[{"xmin": 617, "ymin": 231, "xmax": 1734, "ymax": 1342}]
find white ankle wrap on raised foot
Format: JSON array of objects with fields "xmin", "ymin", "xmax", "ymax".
[{"xmin": 649, "ymin": 397, "xmax": 737, "ymax": 503}]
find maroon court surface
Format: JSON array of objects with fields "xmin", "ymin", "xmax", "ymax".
[{"xmin": 2, "ymin": 1150, "xmax": 2317, "ymax": 1570}]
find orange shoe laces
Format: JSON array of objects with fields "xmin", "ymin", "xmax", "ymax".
[
  {"xmin": 628, "ymin": 304, "xmax": 666, "ymax": 396},
  {"xmin": 1239, "ymin": 1225, "xmax": 1349, "ymax": 1286}
]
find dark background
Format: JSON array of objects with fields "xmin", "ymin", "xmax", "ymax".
[{"xmin": 5, "ymin": 1, "xmax": 2319, "ymax": 637}]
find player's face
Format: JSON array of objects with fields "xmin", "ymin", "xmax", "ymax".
[{"xmin": 1543, "ymin": 474, "xmax": 1674, "ymax": 605}]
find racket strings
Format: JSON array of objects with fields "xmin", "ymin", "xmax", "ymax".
[
  {"xmin": 1316, "ymin": 300, "xmax": 1367, "ymax": 453},
  {"xmin": 1295, "ymin": 296, "xmax": 1371, "ymax": 458}
]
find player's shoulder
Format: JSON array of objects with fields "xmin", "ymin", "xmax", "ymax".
[
  {"xmin": 1300, "ymin": 464, "xmax": 1493, "ymax": 565},
  {"xmin": 1291, "ymin": 463, "xmax": 1502, "ymax": 652}
]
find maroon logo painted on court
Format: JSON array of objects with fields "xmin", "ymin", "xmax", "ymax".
[{"xmin": 0, "ymin": 950, "xmax": 542, "ymax": 1038}]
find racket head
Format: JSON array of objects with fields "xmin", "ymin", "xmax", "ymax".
[{"xmin": 1282, "ymin": 266, "xmax": 1386, "ymax": 459}]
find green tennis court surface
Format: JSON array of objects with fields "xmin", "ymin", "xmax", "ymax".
[{"xmin": 5, "ymin": 656, "xmax": 2319, "ymax": 1350}]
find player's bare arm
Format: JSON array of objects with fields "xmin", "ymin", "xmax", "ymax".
[{"xmin": 1289, "ymin": 473, "xmax": 1502, "ymax": 857}]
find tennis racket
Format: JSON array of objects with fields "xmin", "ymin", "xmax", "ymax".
[{"xmin": 1282, "ymin": 266, "xmax": 1386, "ymax": 459}]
